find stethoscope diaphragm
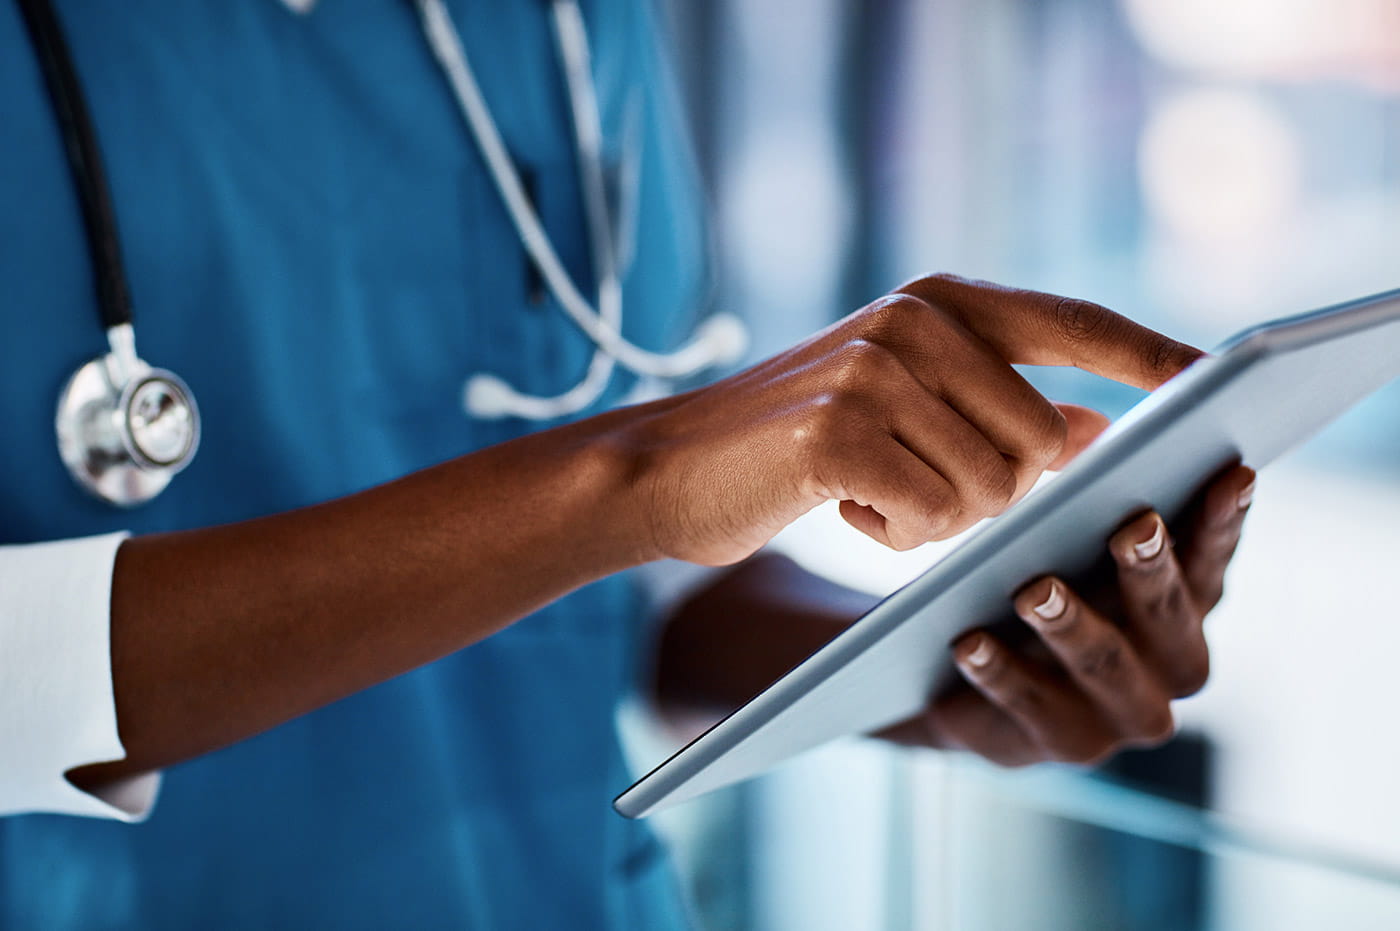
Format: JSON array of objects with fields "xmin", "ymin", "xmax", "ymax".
[{"xmin": 55, "ymin": 325, "xmax": 200, "ymax": 507}]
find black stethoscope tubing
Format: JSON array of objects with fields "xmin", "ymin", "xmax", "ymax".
[{"xmin": 16, "ymin": 0, "xmax": 133, "ymax": 333}]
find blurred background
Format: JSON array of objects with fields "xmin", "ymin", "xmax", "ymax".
[{"xmin": 630, "ymin": 0, "xmax": 1400, "ymax": 928}]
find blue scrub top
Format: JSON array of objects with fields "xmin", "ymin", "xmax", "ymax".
[{"xmin": 0, "ymin": 1, "xmax": 709, "ymax": 927}]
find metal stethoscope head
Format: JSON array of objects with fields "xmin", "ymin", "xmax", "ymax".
[
  {"xmin": 55, "ymin": 324, "xmax": 200, "ymax": 507},
  {"xmin": 416, "ymin": 0, "xmax": 748, "ymax": 421},
  {"xmin": 19, "ymin": 0, "xmax": 201, "ymax": 506}
]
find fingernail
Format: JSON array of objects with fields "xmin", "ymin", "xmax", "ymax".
[
  {"xmin": 964, "ymin": 636, "xmax": 994, "ymax": 668},
  {"xmin": 1032, "ymin": 580, "xmax": 1067, "ymax": 621},
  {"xmin": 1237, "ymin": 480, "xmax": 1255, "ymax": 510},
  {"xmin": 1133, "ymin": 518, "xmax": 1166, "ymax": 562}
]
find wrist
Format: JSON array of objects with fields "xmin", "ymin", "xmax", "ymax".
[
  {"xmin": 544, "ymin": 402, "xmax": 675, "ymax": 573},
  {"xmin": 577, "ymin": 393, "xmax": 694, "ymax": 568},
  {"xmin": 574, "ymin": 427, "xmax": 664, "ymax": 572}
]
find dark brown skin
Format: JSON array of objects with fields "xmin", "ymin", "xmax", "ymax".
[
  {"xmin": 656, "ymin": 463, "xmax": 1253, "ymax": 765},
  {"xmin": 70, "ymin": 275, "xmax": 1237, "ymax": 792},
  {"xmin": 929, "ymin": 462, "xmax": 1253, "ymax": 764}
]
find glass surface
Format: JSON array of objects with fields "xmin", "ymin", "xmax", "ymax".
[{"xmin": 918, "ymin": 754, "xmax": 1400, "ymax": 931}]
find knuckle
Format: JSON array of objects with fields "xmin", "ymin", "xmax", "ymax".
[
  {"xmin": 918, "ymin": 484, "xmax": 958, "ymax": 530},
  {"xmin": 1169, "ymin": 651, "xmax": 1211, "ymax": 698},
  {"xmin": 887, "ymin": 528, "xmax": 927, "ymax": 552},
  {"xmin": 1033, "ymin": 404, "xmax": 1070, "ymax": 461},
  {"xmin": 1007, "ymin": 403, "xmax": 1068, "ymax": 468},
  {"xmin": 901, "ymin": 271, "xmax": 966, "ymax": 295},
  {"xmin": 968, "ymin": 455, "xmax": 1018, "ymax": 513},
  {"xmin": 928, "ymin": 515, "xmax": 967, "ymax": 543},
  {"xmin": 996, "ymin": 680, "xmax": 1044, "ymax": 718},
  {"xmin": 887, "ymin": 505, "xmax": 944, "ymax": 552},
  {"xmin": 917, "ymin": 472, "xmax": 958, "ymax": 513},
  {"xmin": 830, "ymin": 338, "xmax": 894, "ymax": 393},
  {"xmin": 860, "ymin": 293, "xmax": 930, "ymax": 339},
  {"xmin": 1051, "ymin": 297, "xmax": 1113, "ymax": 347},
  {"xmin": 1139, "ymin": 580, "xmax": 1191, "ymax": 620},
  {"xmin": 1204, "ymin": 524, "xmax": 1244, "ymax": 555},
  {"xmin": 829, "ymin": 343, "xmax": 868, "ymax": 392},
  {"xmin": 1135, "ymin": 706, "xmax": 1177, "ymax": 745},
  {"xmin": 1074, "ymin": 642, "xmax": 1127, "ymax": 682},
  {"xmin": 930, "ymin": 504, "xmax": 964, "ymax": 541},
  {"xmin": 927, "ymin": 505, "xmax": 965, "ymax": 543}
]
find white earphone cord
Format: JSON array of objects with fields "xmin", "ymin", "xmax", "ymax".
[{"xmin": 414, "ymin": 0, "xmax": 747, "ymax": 419}]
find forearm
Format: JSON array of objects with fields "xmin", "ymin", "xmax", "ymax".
[
  {"xmin": 651, "ymin": 553, "xmax": 877, "ymax": 721},
  {"xmin": 71, "ymin": 411, "xmax": 653, "ymax": 788},
  {"xmin": 69, "ymin": 273, "xmax": 1207, "ymax": 790}
]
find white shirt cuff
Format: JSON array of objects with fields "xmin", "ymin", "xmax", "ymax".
[{"xmin": 0, "ymin": 532, "xmax": 160, "ymax": 821}]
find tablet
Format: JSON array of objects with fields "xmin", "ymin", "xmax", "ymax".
[{"xmin": 615, "ymin": 287, "xmax": 1400, "ymax": 819}]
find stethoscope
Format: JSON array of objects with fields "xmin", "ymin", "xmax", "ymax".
[
  {"xmin": 20, "ymin": 0, "xmax": 746, "ymax": 508},
  {"xmin": 415, "ymin": 0, "xmax": 747, "ymax": 420},
  {"xmin": 20, "ymin": 0, "xmax": 201, "ymax": 508}
]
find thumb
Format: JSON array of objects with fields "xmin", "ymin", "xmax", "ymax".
[{"xmin": 1049, "ymin": 403, "xmax": 1110, "ymax": 470}]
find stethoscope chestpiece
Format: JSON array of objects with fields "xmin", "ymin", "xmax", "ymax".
[
  {"xmin": 20, "ymin": 0, "xmax": 201, "ymax": 507},
  {"xmin": 55, "ymin": 323, "xmax": 200, "ymax": 507}
]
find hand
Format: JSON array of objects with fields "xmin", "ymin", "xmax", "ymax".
[
  {"xmin": 624, "ymin": 274, "xmax": 1201, "ymax": 566},
  {"xmin": 879, "ymin": 464, "xmax": 1256, "ymax": 766}
]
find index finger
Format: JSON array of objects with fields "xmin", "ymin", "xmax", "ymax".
[{"xmin": 899, "ymin": 274, "xmax": 1203, "ymax": 390}]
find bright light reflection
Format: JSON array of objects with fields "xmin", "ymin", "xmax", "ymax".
[
  {"xmin": 1122, "ymin": 0, "xmax": 1400, "ymax": 88},
  {"xmin": 1138, "ymin": 88, "xmax": 1302, "ymax": 244},
  {"xmin": 1123, "ymin": 0, "xmax": 1336, "ymax": 74}
]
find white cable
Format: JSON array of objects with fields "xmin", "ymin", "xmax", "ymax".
[
  {"xmin": 414, "ymin": 0, "xmax": 748, "ymax": 420},
  {"xmin": 550, "ymin": 0, "xmax": 617, "ymax": 321},
  {"xmin": 465, "ymin": 0, "xmax": 622, "ymax": 422},
  {"xmin": 463, "ymin": 352, "xmax": 612, "ymax": 420}
]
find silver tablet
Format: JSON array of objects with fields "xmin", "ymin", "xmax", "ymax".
[{"xmin": 616, "ymin": 288, "xmax": 1400, "ymax": 819}]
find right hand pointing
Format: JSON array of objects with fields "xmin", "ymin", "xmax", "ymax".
[{"xmin": 622, "ymin": 274, "xmax": 1202, "ymax": 566}]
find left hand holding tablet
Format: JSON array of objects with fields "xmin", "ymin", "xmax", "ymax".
[{"xmin": 879, "ymin": 463, "xmax": 1255, "ymax": 765}]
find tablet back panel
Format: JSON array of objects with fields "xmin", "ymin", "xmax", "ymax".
[{"xmin": 616, "ymin": 289, "xmax": 1400, "ymax": 818}]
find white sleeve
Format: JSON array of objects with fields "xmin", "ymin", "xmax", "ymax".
[{"xmin": 0, "ymin": 532, "xmax": 160, "ymax": 821}]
